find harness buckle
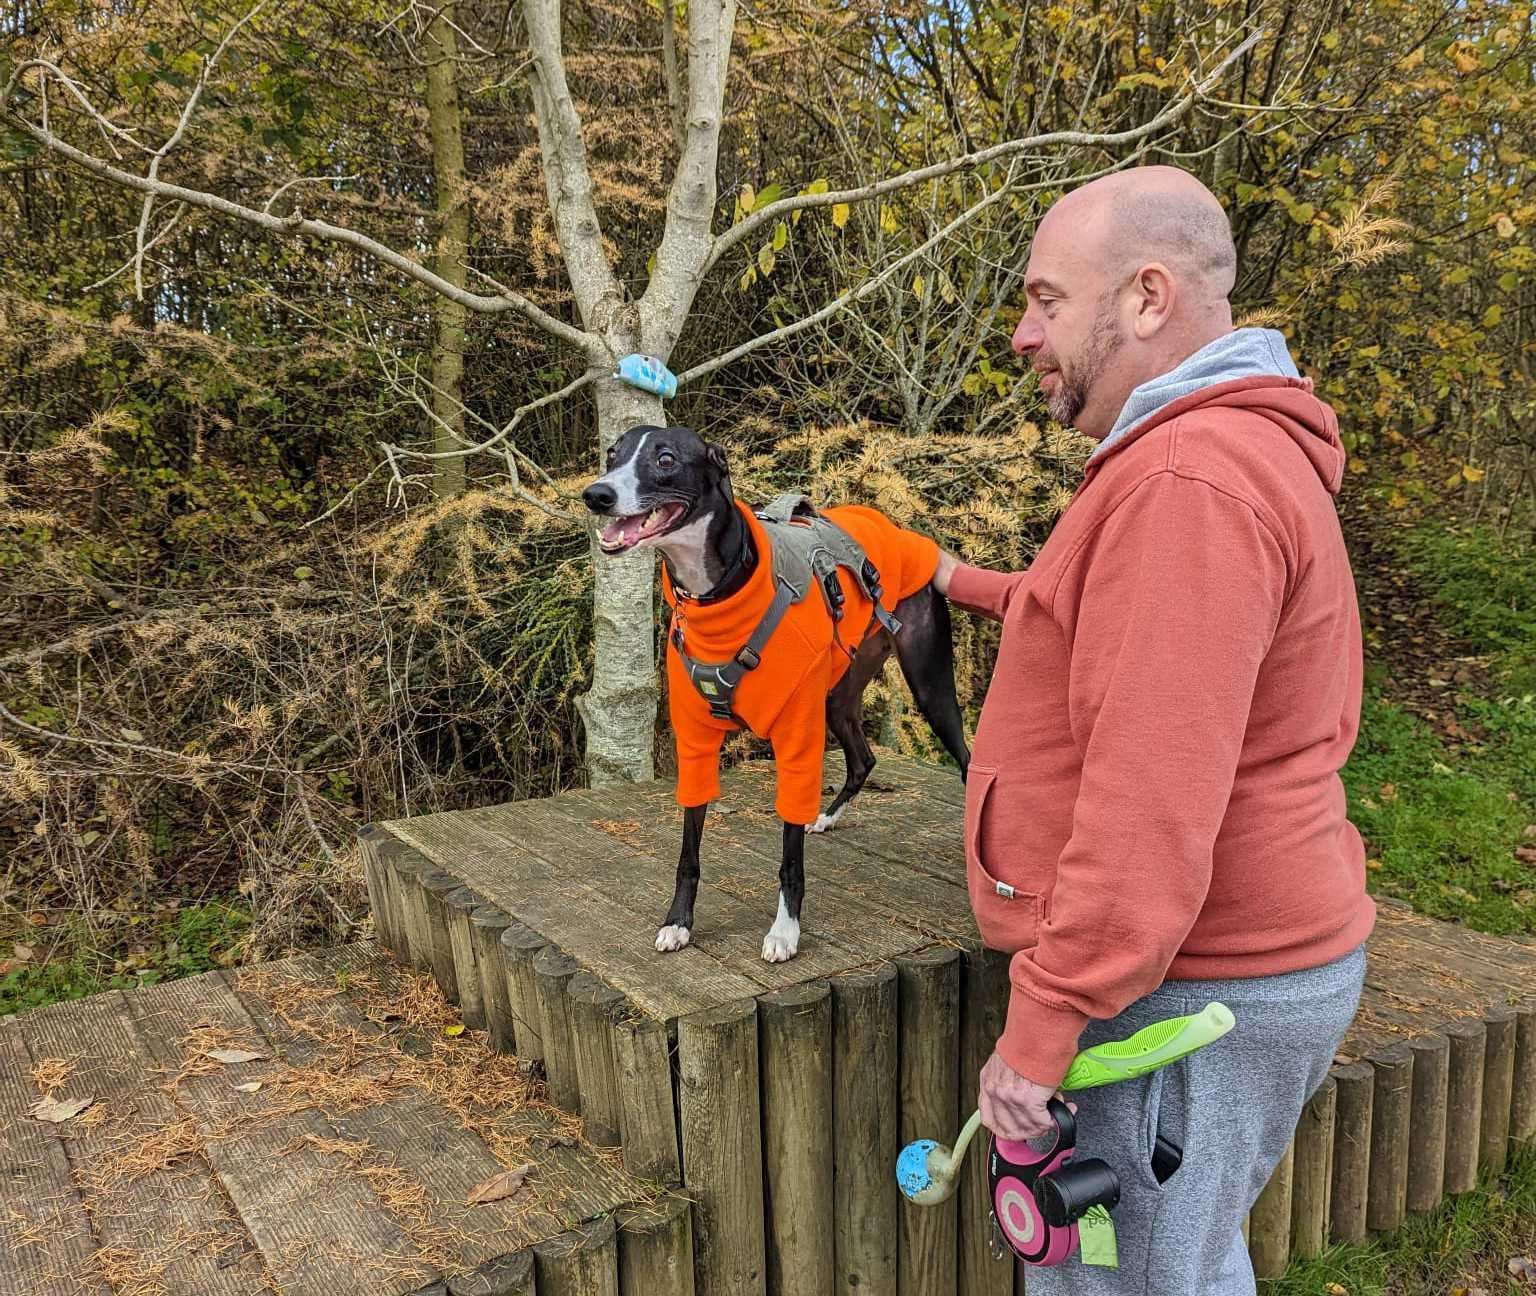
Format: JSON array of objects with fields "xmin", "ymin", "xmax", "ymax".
[{"xmin": 735, "ymin": 645, "xmax": 762, "ymax": 670}]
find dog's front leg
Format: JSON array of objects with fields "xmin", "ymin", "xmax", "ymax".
[
  {"xmin": 761, "ymin": 822, "xmax": 804, "ymax": 963},
  {"xmin": 657, "ymin": 803, "xmax": 707, "ymax": 952}
]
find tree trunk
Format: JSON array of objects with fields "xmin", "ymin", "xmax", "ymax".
[
  {"xmin": 425, "ymin": 2, "xmax": 468, "ymax": 502},
  {"xmin": 577, "ymin": 374, "xmax": 663, "ymax": 784}
]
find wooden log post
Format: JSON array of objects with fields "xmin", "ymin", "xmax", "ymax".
[
  {"xmin": 832, "ymin": 963, "xmax": 899, "ymax": 1296},
  {"xmin": 1444, "ymin": 1019, "xmax": 1486, "ymax": 1195},
  {"xmin": 534, "ymin": 1216, "xmax": 620, "ymax": 1296},
  {"xmin": 567, "ymin": 972, "xmax": 626, "ymax": 1149},
  {"xmin": 447, "ymin": 1251, "xmax": 535, "ymax": 1295},
  {"xmin": 1406, "ymin": 1032, "xmax": 1450, "ymax": 1215},
  {"xmin": 470, "ymin": 906, "xmax": 517, "ymax": 1054},
  {"xmin": 356, "ymin": 824, "xmax": 399, "ymax": 957},
  {"xmin": 533, "ymin": 946, "xmax": 581, "ymax": 1112},
  {"xmin": 1481, "ymin": 1005, "xmax": 1518, "ymax": 1177},
  {"xmin": 1329, "ymin": 1061, "xmax": 1374, "ymax": 1244},
  {"xmin": 618, "ymin": 1197, "xmax": 696, "ymax": 1296},
  {"xmin": 1291, "ymin": 1075, "xmax": 1336, "ymax": 1259},
  {"xmin": 760, "ymin": 982, "xmax": 834, "ymax": 1296},
  {"xmin": 393, "ymin": 847, "xmax": 434, "ymax": 972},
  {"xmin": 1514, "ymin": 1003, "xmax": 1536, "ymax": 1149},
  {"xmin": 897, "ymin": 947, "xmax": 960, "ymax": 1296},
  {"xmin": 1248, "ymin": 1138, "xmax": 1294, "ymax": 1278},
  {"xmin": 372, "ymin": 835, "xmax": 414, "ymax": 962},
  {"xmin": 678, "ymin": 997, "xmax": 766, "ymax": 1296},
  {"xmin": 501, "ymin": 922, "xmax": 547, "ymax": 1069},
  {"xmin": 444, "ymin": 886, "xmax": 486, "ymax": 1030},
  {"xmin": 420, "ymin": 868, "xmax": 465, "ymax": 1004},
  {"xmin": 613, "ymin": 1014, "xmax": 682, "ymax": 1184},
  {"xmin": 1366, "ymin": 1042, "xmax": 1413, "ymax": 1233},
  {"xmin": 957, "ymin": 945, "xmax": 1012, "ymax": 1296}
]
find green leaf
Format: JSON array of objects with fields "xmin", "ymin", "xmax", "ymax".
[{"xmin": 772, "ymin": 220, "xmax": 787, "ymax": 252}]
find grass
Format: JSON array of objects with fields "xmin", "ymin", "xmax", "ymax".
[
  {"xmin": 1342, "ymin": 521, "xmax": 1536, "ymax": 937},
  {"xmin": 0, "ymin": 899, "xmax": 251, "ymax": 1017},
  {"xmin": 1260, "ymin": 1149, "xmax": 1536, "ymax": 1296}
]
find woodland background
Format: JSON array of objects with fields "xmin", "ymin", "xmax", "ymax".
[{"xmin": 1, "ymin": 0, "xmax": 1533, "ymax": 1025}]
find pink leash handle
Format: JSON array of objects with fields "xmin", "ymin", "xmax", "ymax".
[{"xmin": 988, "ymin": 1098, "xmax": 1081, "ymax": 1266}]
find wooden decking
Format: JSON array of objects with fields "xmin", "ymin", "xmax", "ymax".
[{"xmin": 1, "ymin": 945, "xmax": 663, "ymax": 1296}]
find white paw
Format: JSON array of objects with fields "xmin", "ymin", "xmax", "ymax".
[
  {"xmin": 808, "ymin": 805, "xmax": 846, "ymax": 834},
  {"xmin": 655, "ymin": 924, "xmax": 691, "ymax": 952},
  {"xmin": 760, "ymin": 893, "xmax": 801, "ymax": 963}
]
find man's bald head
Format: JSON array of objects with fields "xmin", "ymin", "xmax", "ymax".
[
  {"xmin": 1013, "ymin": 166, "xmax": 1240, "ymax": 439},
  {"xmin": 1045, "ymin": 166, "xmax": 1237, "ymax": 305}
]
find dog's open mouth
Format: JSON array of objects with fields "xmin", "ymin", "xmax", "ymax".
[{"xmin": 598, "ymin": 502, "xmax": 687, "ymax": 554}]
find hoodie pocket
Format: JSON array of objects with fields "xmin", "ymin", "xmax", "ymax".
[{"xmin": 964, "ymin": 764, "xmax": 1042, "ymax": 950}]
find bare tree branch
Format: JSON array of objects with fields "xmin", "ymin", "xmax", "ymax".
[
  {"xmin": 0, "ymin": 72, "xmax": 600, "ymax": 356},
  {"xmin": 702, "ymin": 28, "xmax": 1264, "ymax": 277},
  {"xmin": 134, "ymin": 0, "xmax": 272, "ymax": 299},
  {"xmin": 521, "ymin": 0, "xmax": 623, "ymax": 331},
  {"xmin": 640, "ymin": 0, "xmax": 739, "ymax": 356}
]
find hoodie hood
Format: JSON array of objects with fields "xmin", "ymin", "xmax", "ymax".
[{"xmin": 1084, "ymin": 327, "xmax": 1345, "ymax": 495}]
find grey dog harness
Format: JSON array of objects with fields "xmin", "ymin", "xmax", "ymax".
[{"xmin": 669, "ymin": 494, "xmax": 904, "ymax": 725}]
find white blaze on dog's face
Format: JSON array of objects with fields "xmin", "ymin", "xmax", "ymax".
[{"xmin": 580, "ymin": 423, "xmax": 722, "ymax": 557}]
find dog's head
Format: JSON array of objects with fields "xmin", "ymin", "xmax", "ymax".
[{"xmin": 581, "ymin": 424, "xmax": 731, "ymax": 556}]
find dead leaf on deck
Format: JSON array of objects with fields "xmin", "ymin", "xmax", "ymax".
[
  {"xmin": 30, "ymin": 1095, "xmax": 96, "ymax": 1123},
  {"xmin": 467, "ymin": 1163, "xmax": 532, "ymax": 1205},
  {"xmin": 204, "ymin": 1048, "xmax": 267, "ymax": 1065},
  {"xmin": 233, "ymin": 1081, "xmax": 263, "ymax": 1093}
]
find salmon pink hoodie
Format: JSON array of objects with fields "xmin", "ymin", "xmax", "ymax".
[{"xmin": 950, "ymin": 338, "xmax": 1376, "ymax": 1087}]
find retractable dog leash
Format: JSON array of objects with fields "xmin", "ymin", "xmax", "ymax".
[{"xmin": 897, "ymin": 1002, "xmax": 1235, "ymax": 1270}]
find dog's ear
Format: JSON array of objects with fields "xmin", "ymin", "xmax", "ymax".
[{"xmin": 706, "ymin": 442, "xmax": 730, "ymax": 473}]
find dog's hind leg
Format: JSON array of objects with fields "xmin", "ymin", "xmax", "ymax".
[
  {"xmin": 810, "ymin": 633, "xmax": 891, "ymax": 833},
  {"xmin": 762, "ymin": 822, "xmax": 805, "ymax": 962},
  {"xmin": 893, "ymin": 584, "xmax": 971, "ymax": 779},
  {"xmin": 657, "ymin": 803, "xmax": 706, "ymax": 952}
]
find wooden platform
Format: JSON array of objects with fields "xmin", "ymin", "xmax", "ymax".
[
  {"xmin": 380, "ymin": 750, "xmax": 1536, "ymax": 1067},
  {"xmin": 1, "ymin": 944, "xmax": 682, "ymax": 1296},
  {"xmin": 367, "ymin": 751, "xmax": 1536, "ymax": 1293}
]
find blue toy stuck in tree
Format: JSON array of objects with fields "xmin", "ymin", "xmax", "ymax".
[{"xmin": 615, "ymin": 353, "xmax": 678, "ymax": 400}]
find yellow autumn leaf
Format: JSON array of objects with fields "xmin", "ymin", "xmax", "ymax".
[
  {"xmin": 1462, "ymin": 464, "xmax": 1485, "ymax": 483},
  {"xmin": 880, "ymin": 205, "xmax": 898, "ymax": 235},
  {"xmin": 758, "ymin": 245, "xmax": 776, "ymax": 276},
  {"xmin": 1388, "ymin": 489, "xmax": 1407, "ymax": 509},
  {"xmin": 832, "ymin": 203, "xmax": 850, "ymax": 229},
  {"xmin": 772, "ymin": 220, "xmax": 787, "ymax": 252},
  {"xmin": 1496, "ymin": 215, "xmax": 1517, "ymax": 239},
  {"xmin": 739, "ymin": 183, "xmax": 756, "ymax": 214},
  {"xmin": 1348, "ymin": 457, "xmax": 1366, "ymax": 475},
  {"xmin": 912, "ymin": 274, "xmax": 925, "ymax": 298},
  {"xmin": 443, "ymin": 1023, "xmax": 466, "ymax": 1038}
]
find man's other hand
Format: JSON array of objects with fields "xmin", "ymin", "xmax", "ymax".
[
  {"xmin": 934, "ymin": 549, "xmax": 961, "ymax": 597},
  {"xmin": 979, "ymin": 1050, "xmax": 1064, "ymax": 1142}
]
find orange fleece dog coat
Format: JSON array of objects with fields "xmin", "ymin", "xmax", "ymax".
[{"xmin": 662, "ymin": 500, "xmax": 940, "ymax": 825}]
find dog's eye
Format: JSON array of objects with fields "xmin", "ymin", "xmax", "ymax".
[{"xmin": 657, "ymin": 450, "xmax": 676, "ymax": 469}]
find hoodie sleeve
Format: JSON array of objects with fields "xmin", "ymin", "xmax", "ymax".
[
  {"xmin": 947, "ymin": 564, "xmax": 1030, "ymax": 622},
  {"xmin": 995, "ymin": 470, "xmax": 1288, "ymax": 1086}
]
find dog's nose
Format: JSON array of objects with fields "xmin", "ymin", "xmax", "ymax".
[{"xmin": 583, "ymin": 481, "xmax": 617, "ymax": 513}]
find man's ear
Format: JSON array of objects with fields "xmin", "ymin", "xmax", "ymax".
[{"xmin": 706, "ymin": 442, "xmax": 730, "ymax": 473}]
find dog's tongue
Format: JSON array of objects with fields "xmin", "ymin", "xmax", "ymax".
[{"xmin": 602, "ymin": 513, "xmax": 652, "ymax": 548}]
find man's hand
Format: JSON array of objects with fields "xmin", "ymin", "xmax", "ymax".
[
  {"xmin": 933, "ymin": 548, "xmax": 961, "ymax": 597},
  {"xmin": 979, "ymin": 1050, "xmax": 1065, "ymax": 1142}
]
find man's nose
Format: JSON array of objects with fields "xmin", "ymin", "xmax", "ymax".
[
  {"xmin": 583, "ymin": 481, "xmax": 617, "ymax": 513},
  {"xmin": 1012, "ymin": 313, "xmax": 1043, "ymax": 356}
]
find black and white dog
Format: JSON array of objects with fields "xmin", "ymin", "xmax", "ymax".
[{"xmin": 583, "ymin": 423, "xmax": 970, "ymax": 961}]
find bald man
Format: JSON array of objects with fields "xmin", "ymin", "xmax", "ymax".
[{"xmin": 935, "ymin": 167, "xmax": 1374, "ymax": 1291}]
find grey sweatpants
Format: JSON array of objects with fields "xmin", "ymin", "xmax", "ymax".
[{"xmin": 1022, "ymin": 945, "xmax": 1366, "ymax": 1296}]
